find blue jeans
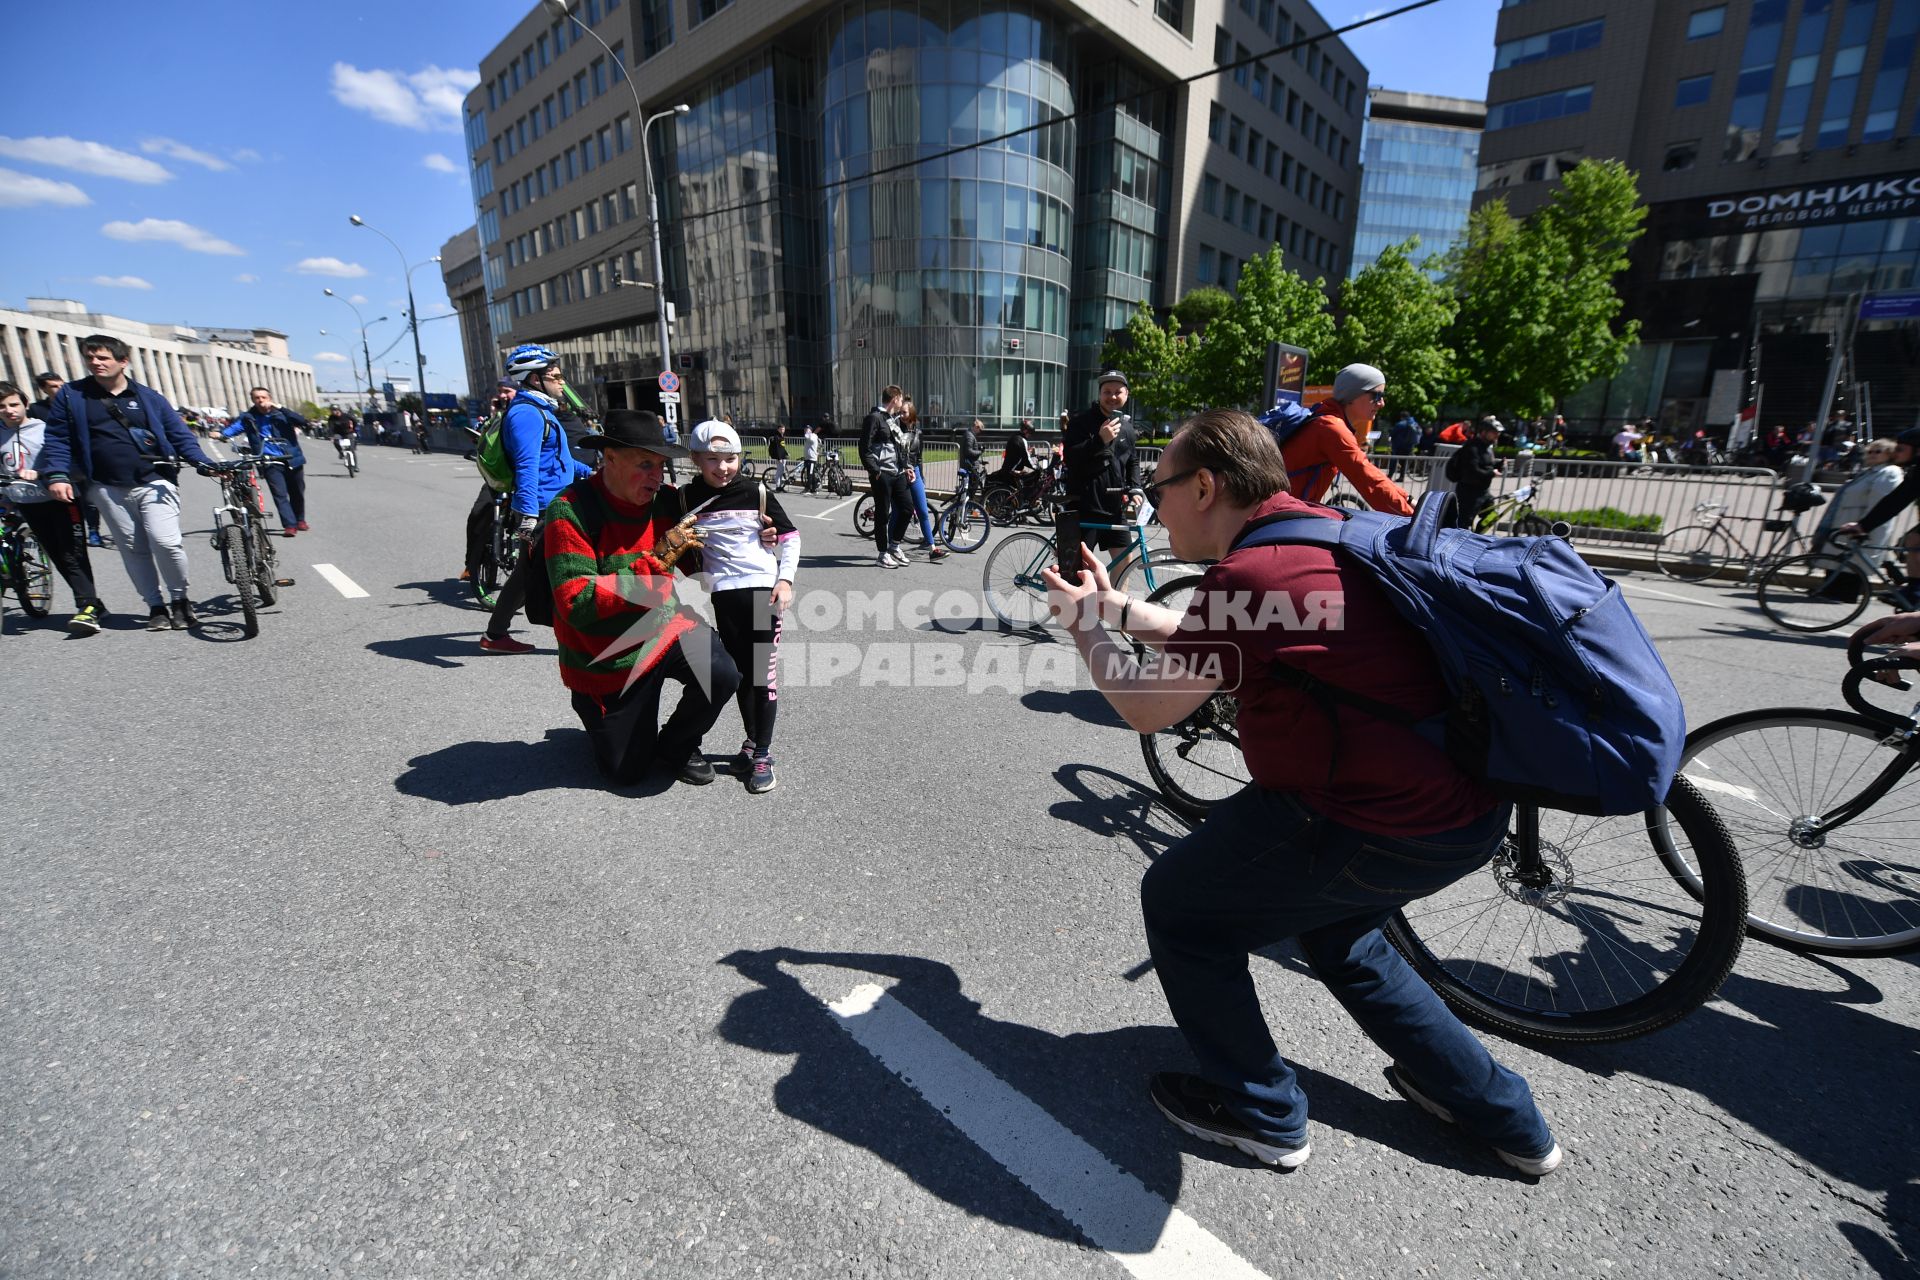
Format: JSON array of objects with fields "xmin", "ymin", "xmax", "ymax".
[
  {"xmin": 1141, "ymin": 787, "xmax": 1553, "ymax": 1157},
  {"xmin": 908, "ymin": 470, "xmax": 935, "ymax": 545}
]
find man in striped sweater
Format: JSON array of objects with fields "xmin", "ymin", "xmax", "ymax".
[{"xmin": 545, "ymin": 410, "xmax": 741, "ymax": 787}]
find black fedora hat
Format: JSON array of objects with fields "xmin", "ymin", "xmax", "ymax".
[{"xmin": 582, "ymin": 409, "xmax": 688, "ymax": 458}]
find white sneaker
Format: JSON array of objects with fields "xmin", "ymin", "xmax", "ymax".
[
  {"xmin": 1389, "ymin": 1066, "xmax": 1562, "ymax": 1176},
  {"xmin": 877, "ymin": 552, "xmax": 903, "ymax": 568},
  {"xmin": 891, "ymin": 543, "xmax": 912, "ymax": 562}
]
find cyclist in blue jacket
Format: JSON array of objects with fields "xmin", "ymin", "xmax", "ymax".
[
  {"xmin": 220, "ymin": 387, "xmax": 310, "ymax": 535},
  {"xmin": 480, "ymin": 344, "xmax": 594, "ymax": 654}
]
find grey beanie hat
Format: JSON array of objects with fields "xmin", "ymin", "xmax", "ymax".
[{"xmin": 1333, "ymin": 363, "xmax": 1386, "ymax": 402}]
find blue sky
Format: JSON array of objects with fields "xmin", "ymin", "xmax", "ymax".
[{"xmin": 0, "ymin": 0, "xmax": 1494, "ymax": 402}]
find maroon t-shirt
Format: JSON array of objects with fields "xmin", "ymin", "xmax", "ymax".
[{"xmin": 1166, "ymin": 493, "xmax": 1497, "ymax": 836}]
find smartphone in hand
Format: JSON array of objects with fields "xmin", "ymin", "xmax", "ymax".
[{"xmin": 1054, "ymin": 509, "xmax": 1084, "ymax": 585}]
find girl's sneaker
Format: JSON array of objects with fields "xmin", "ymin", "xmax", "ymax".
[
  {"xmin": 747, "ymin": 753, "xmax": 777, "ymax": 794},
  {"xmin": 733, "ymin": 739, "xmax": 755, "ymax": 776}
]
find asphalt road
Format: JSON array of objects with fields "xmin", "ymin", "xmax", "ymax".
[{"xmin": 2, "ymin": 445, "xmax": 1914, "ymax": 1278}]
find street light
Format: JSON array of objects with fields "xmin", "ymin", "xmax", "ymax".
[
  {"xmin": 323, "ymin": 289, "xmax": 389, "ymax": 415},
  {"xmin": 541, "ymin": 0, "xmax": 687, "ymax": 431},
  {"xmin": 349, "ymin": 214, "xmax": 431, "ymax": 424}
]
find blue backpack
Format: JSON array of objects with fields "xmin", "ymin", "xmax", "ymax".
[
  {"xmin": 1260, "ymin": 400, "xmax": 1332, "ymax": 497},
  {"xmin": 1233, "ymin": 496, "xmax": 1685, "ymax": 816}
]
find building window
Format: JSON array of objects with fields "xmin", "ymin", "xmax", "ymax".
[
  {"xmin": 1817, "ymin": 0, "xmax": 1880, "ymax": 149},
  {"xmin": 695, "ymin": 0, "xmax": 731, "ymax": 21},
  {"xmin": 1224, "ymin": 184, "xmax": 1239, "ymax": 222},
  {"xmin": 1663, "ymin": 140, "xmax": 1699, "ymax": 171},
  {"xmin": 1233, "ymin": 44, "xmax": 1251, "ymax": 89},
  {"xmin": 1863, "ymin": 0, "xmax": 1920, "ymax": 142},
  {"xmin": 1687, "ymin": 6, "xmax": 1726, "ymax": 39},
  {"xmin": 1486, "ymin": 84, "xmax": 1594, "ymax": 131},
  {"xmin": 1494, "ymin": 19, "xmax": 1604, "ymax": 71},
  {"xmin": 1155, "ymin": 0, "xmax": 1186, "ymax": 32},
  {"xmin": 1215, "ymin": 27, "xmax": 1232, "ymax": 63},
  {"xmin": 639, "ymin": 0, "xmax": 673, "ymax": 57},
  {"xmin": 1202, "ymin": 175, "xmax": 1220, "ymax": 215},
  {"xmin": 1209, "ymin": 103, "xmax": 1224, "ymax": 142},
  {"xmin": 1675, "ymin": 74, "xmax": 1713, "ymax": 108},
  {"xmin": 1228, "ymin": 116, "xmax": 1244, "ymax": 156},
  {"xmin": 1725, "ymin": 0, "xmax": 1788, "ymax": 161},
  {"xmin": 1198, "ymin": 246, "xmax": 1217, "ymax": 284}
]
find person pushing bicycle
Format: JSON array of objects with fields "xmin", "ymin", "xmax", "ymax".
[{"xmin": 1063, "ymin": 370, "xmax": 1143, "ymax": 556}]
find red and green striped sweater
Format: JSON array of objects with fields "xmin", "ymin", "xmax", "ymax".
[{"xmin": 543, "ymin": 474, "xmax": 697, "ymax": 696}]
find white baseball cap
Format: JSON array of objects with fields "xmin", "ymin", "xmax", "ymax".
[{"xmin": 690, "ymin": 420, "xmax": 741, "ymax": 454}]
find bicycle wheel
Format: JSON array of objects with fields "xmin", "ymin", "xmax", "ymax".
[
  {"xmin": 250, "ymin": 525, "xmax": 279, "ymax": 607},
  {"xmin": 1654, "ymin": 524, "xmax": 1734, "ymax": 583},
  {"xmin": 1115, "ymin": 548, "xmax": 1209, "ymax": 597},
  {"xmin": 853, "ymin": 494, "xmax": 876, "ymax": 539},
  {"xmin": 1137, "ymin": 576, "xmax": 1249, "ymax": 820},
  {"xmin": 220, "ymin": 524, "xmax": 259, "ymax": 639},
  {"xmin": 983, "ymin": 487, "xmax": 1017, "ymax": 524},
  {"xmin": 982, "ymin": 530, "xmax": 1054, "ymax": 629},
  {"xmin": 1756, "ymin": 553, "xmax": 1876, "ymax": 633},
  {"xmin": 1679, "ymin": 708, "xmax": 1920, "ymax": 956},
  {"xmin": 1510, "ymin": 514, "xmax": 1552, "ymax": 538},
  {"xmin": 474, "ymin": 520, "xmax": 509, "ymax": 609},
  {"xmin": 739, "ymin": 459, "xmax": 758, "ymax": 480},
  {"xmin": 939, "ymin": 499, "xmax": 990, "ymax": 553},
  {"xmin": 10, "ymin": 530, "xmax": 52, "ymax": 617},
  {"xmin": 1385, "ymin": 776, "xmax": 1746, "ymax": 1043}
]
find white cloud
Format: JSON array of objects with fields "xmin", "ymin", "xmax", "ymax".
[
  {"xmin": 234, "ymin": 273, "xmax": 259, "ymax": 284},
  {"xmin": 330, "ymin": 63, "xmax": 479, "ymax": 131},
  {"xmin": 312, "ymin": 351, "xmax": 350, "ymax": 362},
  {"xmin": 0, "ymin": 166, "xmax": 90, "ymax": 207},
  {"xmin": 90, "ymin": 274, "xmax": 154, "ymax": 290},
  {"xmin": 141, "ymin": 138, "xmax": 231, "ymax": 172},
  {"xmin": 292, "ymin": 257, "xmax": 369, "ymax": 278},
  {"xmin": 102, "ymin": 217, "xmax": 245, "ymax": 256},
  {"xmin": 422, "ymin": 152, "xmax": 459, "ymax": 174},
  {"xmin": 0, "ymin": 135, "xmax": 172, "ymax": 183},
  {"xmin": 230, "ymin": 148, "xmax": 263, "ymax": 164},
  {"xmin": 348, "ymin": 293, "xmax": 369, "ymax": 305}
]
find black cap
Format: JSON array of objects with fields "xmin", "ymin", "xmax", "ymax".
[
  {"xmin": 581, "ymin": 409, "xmax": 689, "ymax": 458},
  {"xmin": 1097, "ymin": 369, "xmax": 1129, "ymax": 388}
]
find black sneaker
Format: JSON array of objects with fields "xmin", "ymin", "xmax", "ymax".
[
  {"xmin": 1148, "ymin": 1072, "xmax": 1310, "ymax": 1168},
  {"xmin": 746, "ymin": 753, "xmax": 777, "ymax": 794},
  {"xmin": 676, "ymin": 753, "xmax": 717, "ymax": 786},
  {"xmin": 66, "ymin": 603, "xmax": 105, "ymax": 637},
  {"xmin": 146, "ymin": 605, "xmax": 173, "ymax": 632},
  {"xmin": 169, "ymin": 599, "xmax": 200, "ymax": 630}
]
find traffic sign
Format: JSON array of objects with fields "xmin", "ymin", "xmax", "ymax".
[{"xmin": 657, "ymin": 371, "xmax": 680, "ymax": 393}]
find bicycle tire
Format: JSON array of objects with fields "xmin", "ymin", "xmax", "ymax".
[
  {"xmin": 1510, "ymin": 514, "xmax": 1552, "ymax": 539},
  {"xmin": 250, "ymin": 525, "xmax": 279, "ymax": 607},
  {"xmin": 1757, "ymin": 553, "xmax": 1877, "ymax": 633},
  {"xmin": 854, "ymin": 494, "xmax": 876, "ymax": 539},
  {"xmin": 982, "ymin": 530, "xmax": 1054, "ymax": 629},
  {"xmin": 1678, "ymin": 707, "xmax": 1920, "ymax": 956},
  {"xmin": 11, "ymin": 530, "xmax": 52, "ymax": 617},
  {"xmin": 1654, "ymin": 524, "xmax": 1735, "ymax": 583},
  {"xmin": 1384, "ymin": 776, "xmax": 1746, "ymax": 1044},
  {"xmin": 1136, "ymin": 576, "xmax": 1249, "ymax": 820},
  {"xmin": 983, "ymin": 487, "xmax": 1017, "ymax": 524},
  {"xmin": 220, "ymin": 524, "xmax": 260, "ymax": 639},
  {"xmin": 739, "ymin": 460, "xmax": 759, "ymax": 481},
  {"xmin": 940, "ymin": 499, "xmax": 991, "ymax": 553}
]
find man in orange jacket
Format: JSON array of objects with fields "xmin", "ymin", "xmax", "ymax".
[{"xmin": 1285, "ymin": 363, "xmax": 1413, "ymax": 515}]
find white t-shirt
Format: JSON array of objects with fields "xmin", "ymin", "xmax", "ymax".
[{"xmin": 1613, "ymin": 430, "xmax": 1638, "ymax": 452}]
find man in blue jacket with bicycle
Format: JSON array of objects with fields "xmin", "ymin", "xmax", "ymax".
[
  {"xmin": 220, "ymin": 387, "xmax": 310, "ymax": 536},
  {"xmin": 479, "ymin": 344, "xmax": 593, "ymax": 654}
]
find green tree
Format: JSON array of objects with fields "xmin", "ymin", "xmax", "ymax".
[
  {"xmin": 1171, "ymin": 286, "xmax": 1234, "ymax": 334},
  {"xmin": 1102, "ymin": 301, "xmax": 1194, "ymax": 438},
  {"xmin": 1189, "ymin": 248, "xmax": 1336, "ymax": 410},
  {"xmin": 297, "ymin": 400, "xmax": 326, "ymax": 420},
  {"xmin": 1325, "ymin": 237, "xmax": 1458, "ymax": 422},
  {"xmin": 1443, "ymin": 159, "xmax": 1645, "ymax": 419}
]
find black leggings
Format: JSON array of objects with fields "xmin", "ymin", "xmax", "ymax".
[
  {"xmin": 16, "ymin": 498, "xmax": 100, "ymax": 609},
  {"xmin": 711, "ymin": 586, "xmax": 784, "ymax": 755},
  {"xmin": 569, "ymin": 626, "xmax": 742, "ymax": 784}
]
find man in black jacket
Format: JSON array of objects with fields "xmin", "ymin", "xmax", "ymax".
[
  {"xmin": 1063, "ymin": 370, "xmax": 1140, "ymax": 551},
  {"xmin": 859, "ymin": 385, "xmax": 910, "ymax": 568},
  {"xmin": 1445, "ymin": 416, "xmax": 1503, "ymax": 529},
  {"xmin": 1839, "ymin": 427, "xmax": 1920, "ymax": 603},
  {"xmin": 956, "ymin": 418, "xmax": 984, "ymax": 488}
]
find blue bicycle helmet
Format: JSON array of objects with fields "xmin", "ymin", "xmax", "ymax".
[{"xmin": 503, "ymin": 343, "xmax": 559, "ymax": 379}]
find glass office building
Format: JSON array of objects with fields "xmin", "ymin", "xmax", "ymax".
[{"xmin": 1349, "ymin": 90, "xmax": 1483, "ymax": 275}]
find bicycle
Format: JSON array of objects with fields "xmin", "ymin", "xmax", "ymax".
[
  {"xmin": 0, "ymin": 503, "xmax": 53, "ymax": 625},
  {"xmin": 1463, "ymin": 478, "xmax": 1566, "ymax": 537},
  {"xmin": 1131, "ymin": 572, "xmax": 1747, "ymax": 1042},
  {"xmin": 854, "ymin": 467, "xmax": 993, "ymax": 554},
  {"xmin": 1654, "ymin": 483, "xmax": 1827, "ymax": 583},
  {"xmin": 1755, "ymin": 533, "xmax": 1912, "ymax": 632},
  {"xmin": 981, "ymin": 490, "xmax": 1199, "ymax": 629},
  {"xmin": 819, "ymin": 448, "xmax": 853, "ymax": 498},
  {"xmin": 983, "ymin": 463, "xmax": 1065, "ymax": 526},
  {"xmin": 205, "ymin": 456, "xmax": 288, "ymax": 639},
  {"xmin": 338, "ymin": 432, "xmax": 359, "ymax": 478},
  {"xmin": 1677, "ymin": 631, "xmax": 1920, "ymax": 956},
  {"xmin": 472, "ymin": 489, "xmax": 519, "ymax": 610}
]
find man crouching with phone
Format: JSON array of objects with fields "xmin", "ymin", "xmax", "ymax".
[{"xmin": 1041, "ymin": 407, "xmax": 1560, "ymax": 1176}]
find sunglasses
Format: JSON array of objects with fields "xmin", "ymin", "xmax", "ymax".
[
  {"xmin": 1368, "ymin": 391, "xmax": 1386, "ymax": 404},
  {"xmin": 1142, "ymin": 467, "xmax": 1201, "ymax": 505}
]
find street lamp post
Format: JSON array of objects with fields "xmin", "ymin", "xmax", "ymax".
[
  {"xmin": 348, "ymin": 215, "xmax": 431, "ymax": 426},
  {"xmin": 323, "ymin": 290, "xmax": 387, "ymax": 415},
  {"xmin": 540, "ymin": 0, "xmax": 687, "ymax": 431}
]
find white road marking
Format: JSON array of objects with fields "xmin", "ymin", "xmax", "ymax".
[
  {"xmin": 816, "ymin": 979, "xmax": 1270, "ymax": 1280},
  {"xmin": 312, "ymin": 563, "xmax": 369, "ymax": 599},
  {"xmin": 805, "ymin": 497, "xmax": 857, "ymax": 520},
  {"xmin": 1683, "ymin": 771, "xmax": 1766, "ymax": 807},
  {"xmin": 1620, "ymin": 581, "xmax": 1740, "ymax": 610}
]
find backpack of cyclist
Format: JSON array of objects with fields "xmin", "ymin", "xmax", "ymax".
[
  {"xmin": 1233, "ymin": 493, "xmax": 1685, "ymax": 816},
  {"xmin": 474, "ymin": 402, "xmax": 554, "ymax": 492}
]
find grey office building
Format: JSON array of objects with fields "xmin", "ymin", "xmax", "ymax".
[
  {"xmin": 1477, "ymin": 0, "xmax": 1919, "ymax": 434},
  {"xmin": 1350, "ymin": 89, "xmax": 1483, "ymax": 275},
  {"xmin": 461, "ymin": 0, "xmax": 1365, "ymax": 430}
]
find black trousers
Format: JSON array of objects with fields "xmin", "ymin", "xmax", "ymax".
[
  {"xmin": 485, "ymin": 520, "xmax": 542, "ymax": 638},
  {"xmin": 465, "ymin": 486, "xmax": 496, "ymax": 575},
  {"xmin": 569, "ymin": 626, "xmax": 742, "ymax": 784},
  {"xmin": 711, "ymin": 587, "xmax": 783, "ymax": 754},
  {"xmin": 16, "ymin": 498, "xmax": 100, "ymax": 609},
  {"xmin": 869, "ymin": 471, "xmax": 913, "ymax": 554}
]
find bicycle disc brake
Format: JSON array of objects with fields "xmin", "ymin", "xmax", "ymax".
[{"xmin": 1492, "ymin": 838, "xmax": 1574, "ymax": 907}]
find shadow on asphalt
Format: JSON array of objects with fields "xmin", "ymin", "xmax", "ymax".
[
  {"xmin": 1520, "ymin": 952, "xmax": 1920, "ymax": 1270},
  {"xmin": 393, "ymin": 727, "xmax": 664, "ymax": 802},
  {"xmin": 1022, "ymin": 688, "xmax": 1126, "ymax": 728},
  {"xmin": 391, "ymin": 578, "xmax": 481, "ymax": 610},
  {"xmin": 717, "ymin": 947, "xmax": 1498, "ymax": 1239},
  {"xmin": 1650, "ymin": 620, "xmax": 1858, "ymax": 650},
  {"xmin": 365, "ymin": 631, "xmax": 496, "ymax": 669}
]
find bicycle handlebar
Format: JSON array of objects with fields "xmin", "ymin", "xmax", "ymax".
[{"xmin": 1843, "ymin": 629, "xmax": 1920, "ymax": 720}]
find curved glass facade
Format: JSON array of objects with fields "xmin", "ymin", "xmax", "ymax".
[{"xmin": 818, "ymin": 2, "xmax": 1077, "ymax": 427}]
